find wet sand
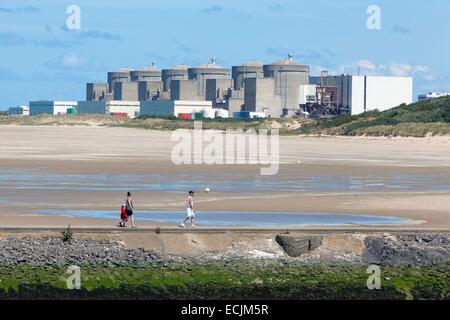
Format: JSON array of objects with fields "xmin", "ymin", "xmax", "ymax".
[{"xmin": 0, "ymin": 125, "xmax": 449, "ymax": 230}]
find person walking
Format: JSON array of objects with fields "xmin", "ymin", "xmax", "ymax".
[
  {"xmin": 180, "ymin": 191, "xmax": 195, "ymax": 228},
  {"xmin": 125, "ymin": 191, "xmax": 136, "ymax": 228},
  {"xmin": 119, "ymin": 204, "xmax": 127, "ymax": 227}
]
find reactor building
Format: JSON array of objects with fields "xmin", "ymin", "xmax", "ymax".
[{"xmin": 46, "ymin": 54, "xmax": 414, "ymax": 119}]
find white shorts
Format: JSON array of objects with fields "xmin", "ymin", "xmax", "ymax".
[{"xmin": 186, "ymin": 208, "xmax": 195, "ymax": 218}]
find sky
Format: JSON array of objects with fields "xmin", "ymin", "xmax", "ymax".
[{"xmin": 0, "ymin": 0, "xmax": 449, "ymax": 109}]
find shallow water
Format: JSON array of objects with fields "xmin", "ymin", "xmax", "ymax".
[
  {"xmin": 1, "ymin": 169, "xmax": 449, "ymax": 193},
  {"xmin": 36, "ymin": 209, "xmax": 414, "ymax": 226}
]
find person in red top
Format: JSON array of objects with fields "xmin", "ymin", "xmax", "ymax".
[{"xmin": 119, "ymin": 204, "xmax": 127, "ymax": 227}]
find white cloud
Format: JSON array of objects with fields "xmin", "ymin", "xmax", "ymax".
[
  {"xmin": 379, "ymin": 63, "xmax": 432, "ymax": 77},
  {"xmin": 44, "ymin": 52, "xmax": 106, "ymax": 72},
  {"xmin": 354, "ymin": 60, "xmax": 376, "ymax": 71},
  {"xmin": 313, "ymin": 60, "xmax": 434, "ymax": 79},
  {"xmin": 423, "ymin": 74, "xmax": 436, "ymax": 81},
  {"xmin": 62, "ymin": 52, "xmax": 86, "ymax": 67}
]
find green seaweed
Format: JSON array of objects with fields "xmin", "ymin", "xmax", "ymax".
[{"xmin": 0, "ymin": 262, "xmax": 448, "ymax": 300}]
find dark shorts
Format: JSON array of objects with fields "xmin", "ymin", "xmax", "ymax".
[{"xmin": 125, "ymin": 209, "xmax": 133, "ymax": 216}]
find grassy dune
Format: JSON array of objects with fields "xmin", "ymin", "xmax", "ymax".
[
  {"xmin": 0, "ymin": 113, "xmax": 300, "ymax": 132},
  {"xmin": 297, "ymin": 97, "xmax": 450, "ymax": 137}
]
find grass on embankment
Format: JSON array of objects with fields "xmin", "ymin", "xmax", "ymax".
[
  {"xmin": 296, "ymin": 96, "xmax": 450, "ymax": 137},
  {"xmin": 0, "ymin": 263, "xmax": 448, "ymax": 300}
]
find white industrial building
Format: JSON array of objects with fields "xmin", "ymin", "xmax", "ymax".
[
  {"xmin": 77, "ymin": 100, "xmax": 140, "ymax": 118},
  {"xmin": 418, "ymin": 92, "xmax": 450, "ymax": 101},
  {"xmin": 108, "ymin": 101, "xmax": 140, "ymax": 118},
  {"xmin": 29, "ymin": 101, "xmax": 77, "ymax": 116},
  {"xmin": 299, "ymin": 85, "xmax": 317, "ymax": 105},
  {"xmin": 310, "ymin": 75, "xmax": 413, "ymax": 115},
  {"xmin": 140, "ymin": 100, "xmax": 213, "ymax": 117}
]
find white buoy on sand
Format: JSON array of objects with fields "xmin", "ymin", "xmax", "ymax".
[{"xmin": 204, "ymin": 187, "xmax": 210, "ymax": 193}]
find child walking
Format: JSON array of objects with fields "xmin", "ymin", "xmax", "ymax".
[{"xmin": 119, "ymin": 204, "xmax": 127, "ymax": 227}]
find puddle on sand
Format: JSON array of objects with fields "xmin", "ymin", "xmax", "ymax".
[{"xmin": 35, "ymin": 209, "xmax": 415, "ymax": 227}]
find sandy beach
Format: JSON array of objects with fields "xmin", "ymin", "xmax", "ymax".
[{"xmin": 0, "ymin": 125, "xmax": 449, "ymax": 229}]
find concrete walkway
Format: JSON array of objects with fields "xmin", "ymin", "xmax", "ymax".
[{"xmin": 0, "ymin": 225, "xmax": 448, "ymax": 234}]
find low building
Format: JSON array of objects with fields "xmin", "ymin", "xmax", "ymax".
[
  {"xmin": 233, "ymin": 111, "xmax": 266, "ymax": 119},
  {"xmin": 77, "ymin": 101, "xmax": 107, "ymax": 114},
  {"xmin": 140, "ymin": 100, "xmax": 213, "ymax": 118},
  {"xmin": 8, "ymin": 105, "xmax": 29, "ymax": 116},
  {"xmin": 77, "ymin": 100, "xmax": 140, "ymax": 118},
  {"xmin": 109, "ymin": 100, "xmax": 140, "ymax": 118},
  {"xmin": 215, "ymin": 109, "xmax": 229, "ymax": 118},
  {"xmin": 418, "ymin": 92, "xmax": 450, "ymax": 101},
  {"xmin": 29, "ymin": 101, "xmax": 77, "ymax": 116}
]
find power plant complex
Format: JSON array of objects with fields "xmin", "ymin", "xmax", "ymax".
[{"xmin": 25, "ymin": 55, "xmax": 414, "ymax": 119}]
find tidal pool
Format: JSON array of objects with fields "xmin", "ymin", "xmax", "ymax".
[{"xmin": 36, "ymin": 209, "xmax": 415, "ymax": 227}]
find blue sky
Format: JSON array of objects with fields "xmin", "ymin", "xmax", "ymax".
[{"xmin": 0, "ymin": 0, "xmax": 449, "ymax": 109}]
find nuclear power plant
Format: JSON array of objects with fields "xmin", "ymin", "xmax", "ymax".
[
  {"xmin": 27, "ymin": 55, "xmax": 413, "ymax": 119},
  {"xmin": 86, "ymin": 56, "xmax": 315, "ymax": 117}
]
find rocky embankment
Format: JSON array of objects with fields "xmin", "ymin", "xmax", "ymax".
[
  {"xmin": 275, "ymin": 233, "xmax": 450, "ymax": 265},
  {"xmin": 0, "ymin": 238, "xmax": 161, "ymax": 267},
  {"xmin": 0, "ymin": 233, "xmax": 449, "ymax": 267},
  {"xmin": 363, "ymin": 233, "xmax": 450, "ymax": 265}
]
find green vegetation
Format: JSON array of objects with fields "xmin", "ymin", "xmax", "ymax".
[
  {"xmin": 114, "ymin": 116, "xmax": 269, "ymax": 131},
  {"xmin": 0, "ymin": 262, "xmax": 448, "ymax": 300},
  {"xmin": 297, "ymin": 97, "xmax": 450, "ymax": 137},
  {"xmin": 0, "ymin": 114, "xmax": 126, "ymax": 126},
  {"xmin": 61, "ymin": 225, "xmax": 73, "ymax": 243}
]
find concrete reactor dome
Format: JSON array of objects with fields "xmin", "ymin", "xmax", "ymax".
[
  {"xmin": 239, "ymin": 60, "xmax": 264, "ymax": 67},
  {"xmin": 232, "ymin": 60, "xmax": 264, "ymax": 90},
  {"xmin": 195, "ymin": 63, "xmax": 223, "ymax": 69},
  {"xmin": 263, "ymin": 54, "xmax": 310, "ymax": 110},
  {"xmin": 167, "ymin": 64, "xmax": 190, "ymax": 71},
  {"xmin": 130, "ymin": 63, "xmax": 162, "ymax": 82},
  {"xmin": 117, "ymin": 67, "xmax": 134, "ymax": 72},
  {"xmin": 162, "ymin": 65, "xmax": 190, "ymax": 91},
  {"xmin": 107, "ymin": 68, "xmax": 133, "ymax": 92},
  {"xmin": 188, "ymin": 59, "xmax": 230, "ymax": 79},
  {"xmin": 264, "ymin": 54, "xmax": 310, "ymax": 73},
  {"xmin": 188, "ymin": 59, "xmax": 230, "ymax": 97}
]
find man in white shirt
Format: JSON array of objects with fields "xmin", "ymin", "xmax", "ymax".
[{"xmin": 180, "ymin": 191, "xmax": 195, "ymax": 228}]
